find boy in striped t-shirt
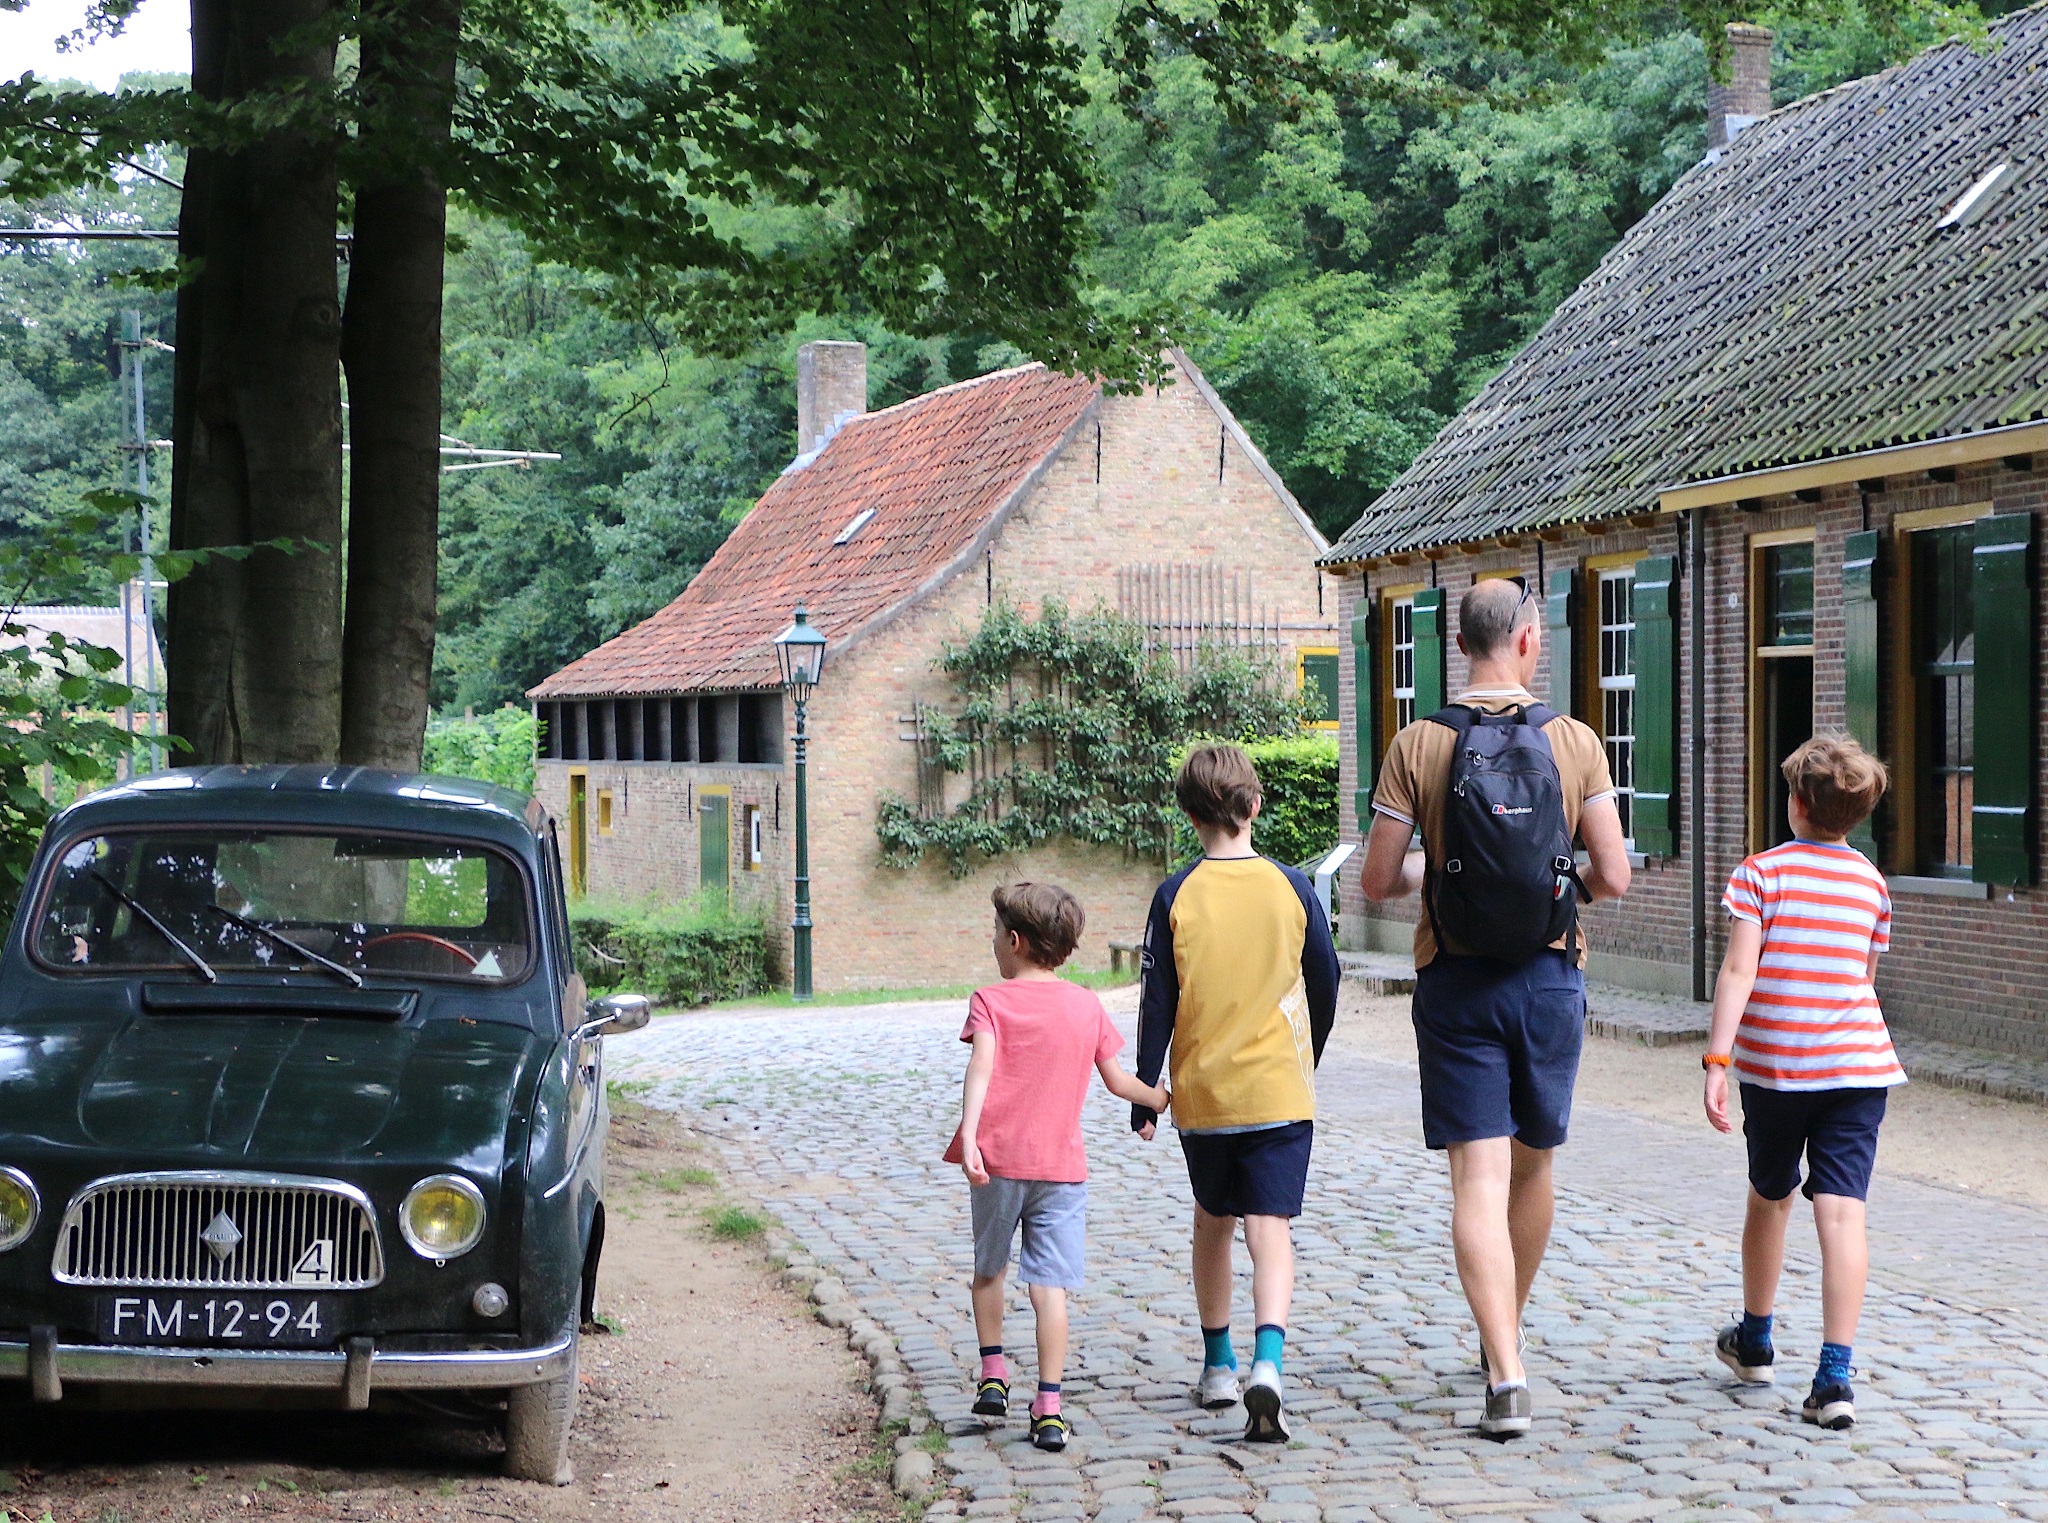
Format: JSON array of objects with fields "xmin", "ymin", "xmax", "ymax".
[{"xmin": 1702, "ymin": 736, "xmax": 1899, "ymax": 1432}]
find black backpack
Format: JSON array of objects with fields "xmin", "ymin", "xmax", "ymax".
[{"xmin": 1423, "ymin": 703, "xmax": 1591, "ymax": 963}]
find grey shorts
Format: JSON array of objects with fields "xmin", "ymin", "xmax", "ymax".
[{"xmin": 970, "ymin": 1177, "xmax": 1087, "ymax": 1289}]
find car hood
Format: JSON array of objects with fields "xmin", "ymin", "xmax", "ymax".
[{"xmin": 0, "ymin": 1014, "xmax": 550, "ymax": 1171}]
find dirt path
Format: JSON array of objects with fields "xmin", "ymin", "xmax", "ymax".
[{"xmin": 0, "ymin": 1105, "xmax": 891, "ymax": 1523}]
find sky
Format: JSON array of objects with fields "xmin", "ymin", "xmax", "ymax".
[{"xmin": 0, "ymin": 0, "xmax": 189, "ymax": 89}]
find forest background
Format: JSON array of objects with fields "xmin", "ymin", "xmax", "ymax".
[{"xmin": 0, "ymin": 0, "xmax": 1991, "ymax": 722}]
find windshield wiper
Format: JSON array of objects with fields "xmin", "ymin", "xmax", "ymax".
[
  {"xmin": 204, "ymin": 904, "xmax": 364, "ymax": 988},
  {"xmin": 89, "ymin": 869, "xmax": 217, "ymax": 983}
]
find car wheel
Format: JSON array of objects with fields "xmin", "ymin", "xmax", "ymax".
[{"xmin": 504, "ymin": 1328, "xmax": 578, "ymax": 1484}]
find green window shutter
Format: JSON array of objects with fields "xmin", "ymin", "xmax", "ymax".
[
  {"xmin": 1842, "ymin": 530, "xmax": 1882, "ymax": 864},
  {"xmin": 1351, "ymin": 605, "xmax": 1376, "ymax": 827},
  {"xmin": 1546, "ymin": 567, "xmax": 1578, "ymax": 719},
  {"xmin": 1413, "ymin": 588, "xmax": 1447, "ymax": 716},
  {"xmin": 1632, "ymin": 555, "xmax": 1678, "ymax": 856},
  {"xmin": 1973, "ymin": 511, "xmax": 2036, "ymax": 885}
]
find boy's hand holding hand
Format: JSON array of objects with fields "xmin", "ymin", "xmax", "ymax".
[{"xmin": 960, "ymin": 1137, "xmax": 991, "ymax": 1186}]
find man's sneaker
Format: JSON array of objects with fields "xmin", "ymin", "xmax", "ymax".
[
  {"xmin": 1803, "ymin": 1379, "xmax": 1856, "ymax": 1430},
  {"xmin": 1478, "ymin": 1382, "xmax": 1533, "ymax": 1439},
  {"xmin": 1197, "ymin": 1363, "xmax": 1242, "ymax": 1410},
  {"xmin": 1477, "ymin": 1327, "xmax": 1529, "ymax": 1383},
  {"xmin": 1715, "ymin": 1324, "xmax": 1775, "ymax": 1385},
  {"xmin": 1030, "ymin": 1411, "xmax": 1070, "ymax": 1452},
  {"xmin": 972, "ymin": 1375, "xmax": 1009, "ymax": 1418},
  {"xmin": 1242, "ymin": 1359, "xmax": 1290, "ymax": 1443}
]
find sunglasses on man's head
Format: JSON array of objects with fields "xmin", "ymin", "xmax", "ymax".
[{"xmin": 1502, "ymin": 574, "xmax": 1537, "ymax": 610}]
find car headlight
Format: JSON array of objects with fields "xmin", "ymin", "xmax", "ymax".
[
  {"xmin": 399, "ymin": 1174, "xmax": 487, "ymax": 1261},
  {"xmin": 0, "ymin": 1167, "xmax": 40, "ymax": 1252}
]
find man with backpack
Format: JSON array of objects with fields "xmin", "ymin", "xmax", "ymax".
[{"xmin": 1360, "ymin": 575, "xmax": 1633, "ymax": 1438}]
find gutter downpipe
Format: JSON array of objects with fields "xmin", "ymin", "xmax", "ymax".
[{"xmin": 1689, "ymin": 506, "xmax": 1709, "ymax": 1003}]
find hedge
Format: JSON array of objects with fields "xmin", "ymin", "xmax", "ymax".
[
  {"xmin": 1173, "ymin": 734, "xmax": 1339, "ymax": 867},
  {"xmin": 570, "ymin": 898, "xmax": 771, "ymax": 1006}
]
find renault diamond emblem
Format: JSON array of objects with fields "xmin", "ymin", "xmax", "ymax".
[{"xmin": 200, "ymin": 1210, "xmax": 243, "ymax": 1262}]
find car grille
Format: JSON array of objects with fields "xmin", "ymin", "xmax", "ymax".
[{"xmin": 52, "ymin": 1172, "xmax": 385, "ymax": 1289}]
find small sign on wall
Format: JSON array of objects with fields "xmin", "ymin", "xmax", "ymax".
[{"xmin": 745, "ymin": 804, "xmax": 763, "ymax": 868}]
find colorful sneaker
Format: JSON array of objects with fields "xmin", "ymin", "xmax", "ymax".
[
  {"xmin": 1715, "ymin": 1323, "xmax": 1775, "ymax": 1385},
  {"xmin": 1030, "ymin": 1411, "xmax": 1070, "ymax": 1452},
  {"xmin": 1242, "ymin": 1359, "xmax": 1290, "ymax": 1442},
  {"xmin": 1803, "ymin": 1378, "xmax": 1856, "ymax": 1430},
  {"xmin": 1478, "ymin": 1382, "xmax": 1532, "ymax": 1439},
  {"xmin": 1197, "ymin": 1363, "xmax": 1242, "ymax": 1410},
  {"xmin": 972, "ymin": 1375, "xmax": 1009, "ymax": 1418}
]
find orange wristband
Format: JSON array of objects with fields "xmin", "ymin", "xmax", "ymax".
[{"xmin": 1701, "ymin": 1052, "xmax": 1732, "ymax": 1070}]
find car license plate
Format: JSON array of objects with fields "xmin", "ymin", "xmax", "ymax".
[{"xmin": 96, "ymin": 1293, "xmax": 335, "ymax": 1347}]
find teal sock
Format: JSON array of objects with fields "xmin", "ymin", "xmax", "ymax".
[
  {"xmin": 1254, "ymin": 1323, "xmax": 1285, "ymax": 1372},
  {"xmin": 1201, "ymin": 1325, "xmax": 1236, "ymax": 1370}
]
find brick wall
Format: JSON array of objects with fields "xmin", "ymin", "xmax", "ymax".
[
  {"xmin": 1334, "ymin": 454, "xmax": 2048, "ymax": 1055},
  {"xmin": 549, "ymin": 353, "xmax": 1338, "ymax": 993}
]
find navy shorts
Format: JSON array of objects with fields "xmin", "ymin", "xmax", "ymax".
[
  {"xmin": 1412, "ymin": 950, "xmax": 1585, "ymax": 1150},
  {"xmin": 1740, "ymin": 1084, "xmax": 1889, "ymax": 1202},
  {"xmin": 1179, "ymin": 1121, "xmax": 1313, "ymax": 1219}
]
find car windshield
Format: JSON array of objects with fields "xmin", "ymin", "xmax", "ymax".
[{"xmin": 34, "ymin": 831, "xmax": 533, "ymax": 983}]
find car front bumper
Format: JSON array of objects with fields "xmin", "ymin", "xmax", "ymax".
[{"xmin": 0, "ymin": 1326, "xmax": 573, "ymax": 1407}]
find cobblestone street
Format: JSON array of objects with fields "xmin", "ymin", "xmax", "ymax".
[{"xmin": 611, "ymin": 994, "xmax": 2048, "ymax": 1523}]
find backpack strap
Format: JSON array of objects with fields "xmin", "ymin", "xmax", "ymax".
[{"xmin": 1420, "ymin": 705, "xmax": 1481, "ymax": 958}]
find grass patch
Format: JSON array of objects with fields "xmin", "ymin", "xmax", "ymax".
[
  {"xmin": 642, "ymin": 1166, "xmax": 716, "ymax": 1191},
  {"xmin": 705, "ymin": 1205, "xmax": 767, "ymax": 1241},
  {"xmin": 712, "ymin": 964, "xmax": 1135, "ymax": 1010},
  {"xmin": 916, "ymin": 1426, "xmax": 949, "ymax": 1455}
]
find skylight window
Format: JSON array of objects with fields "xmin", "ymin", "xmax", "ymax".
[
  {"xmin": 1937, "ymin": 163, "xmax": 2011, "ymax": 230},
  {"xmin": 832, "ymin": 507, "xmax": 877, "ymax": 545}
]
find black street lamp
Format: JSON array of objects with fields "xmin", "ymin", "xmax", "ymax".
[{"xmin": 773, "ymin": 607, "xmax": 827, "ymax": 1001}]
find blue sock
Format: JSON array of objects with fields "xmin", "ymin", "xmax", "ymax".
[
  {"xmin": 1201, "ymin": 1325, "xmax": 1236, "ymax": 1370},
  {"xmin": 1739, "ymin": 1311, "xmax": 1773, "ymax": 1350},
  {"xmin": 1254, "ymin": 1323, "xmax": 1285, "ymax": 1373},
  {"xmin": 1816, "ymin": 1342, "xmax": 1854, "ymax": 1387}
]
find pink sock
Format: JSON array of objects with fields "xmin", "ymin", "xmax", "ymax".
[
  {"xmin": 980, "ymin": 1353, "xmax": 1008, "ymax": 1381},
  {"xmin": 1031, "ymin": 1388, "xmax": 1061, "ymax": 1418}
]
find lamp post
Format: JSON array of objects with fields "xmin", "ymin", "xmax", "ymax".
[{"xmin": 773, "ymin": 607, "xmax": 827, "ymax": 1001}]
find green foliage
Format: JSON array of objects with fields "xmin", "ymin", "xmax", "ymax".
[
  {"xmin": 704, "ymin": 1205, "xmax": 767, "ymax": 1241},
  {"xmin": 876, "ymin": 602, "xmax": 1308, "ymax": 876},
  {"xmin": 422, "ymin": 704, "xmax": 538, "ymax": 794},
  {"xmin": 570, "ymin": 896, "xmax": 771, "ymax": 1006},
  {"xmin": 0, "ymin": 164, "xmax": 182, "ymax": 598},
  {"xmin": 0, "ymin": 495, "xmax": 190, "ymax": 913},
  {"xmin": 1172, "ymin": 734, "xmax": 1338, "ymax": 866}
]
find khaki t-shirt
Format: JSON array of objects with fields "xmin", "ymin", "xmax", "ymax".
[{"xmin": 1371, "ymin": 688, "xmax": 1617, "ymax": 969}]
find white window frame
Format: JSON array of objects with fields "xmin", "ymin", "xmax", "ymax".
[
  {"xmin": 1596, "ymin": 567, "xmax": 1636, "ymax": 845},
  {"xmin": 1390, "ymin": 596, "xmax": 1418, "ymax": 733}
]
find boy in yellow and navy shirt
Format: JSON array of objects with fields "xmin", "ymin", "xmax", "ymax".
[{"xmin": 1131, "ymin": 744, "xmax": 1341, "ymax": 1443}]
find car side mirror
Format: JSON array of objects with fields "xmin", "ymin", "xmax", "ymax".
[{"xmin": 572, "ymin": 992, "xmax": 651, "ymax": 1041}]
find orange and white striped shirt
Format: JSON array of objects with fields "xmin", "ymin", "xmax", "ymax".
[{"xmin": 1722, "ymin": 840, "xmax": 1905, "ymax": 1091}]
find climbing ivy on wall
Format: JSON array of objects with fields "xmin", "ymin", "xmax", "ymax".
[{"xmin": 875, "ymin": 602, "xmax": 1308, "ymax": 877}]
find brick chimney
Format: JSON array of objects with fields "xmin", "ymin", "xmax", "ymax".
[
  {"xmin": 1708, "ymin": 23, "xmax": 1773, "ymax": 153},
  {"xmin": 797, "ymin": 340, "xmax": 867, "ymax": 456}
]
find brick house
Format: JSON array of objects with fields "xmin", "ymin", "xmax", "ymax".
[
  {"xmin": 530, "ymin": 343, "xmax": 1337, "ymax": 991},
  {"xmin": 1320, "ymin": 15, "xmax": 2048, "ymax": 1055}
]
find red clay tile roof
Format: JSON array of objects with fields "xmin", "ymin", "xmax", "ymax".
[{"xmin": 531, "ymin": 364, "xmax": 1100, "ymax": 698}]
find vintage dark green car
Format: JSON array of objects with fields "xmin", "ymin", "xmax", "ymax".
[{"xmin": 0, "ymin": 766, "xmax": 647, "ymax": 1483}]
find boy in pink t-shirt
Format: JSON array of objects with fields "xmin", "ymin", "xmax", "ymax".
[{"xmin": 944, "ymin": 882, "xmax": 1166, "ymax": 1452}]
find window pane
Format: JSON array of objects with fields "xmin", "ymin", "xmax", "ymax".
[
  {"xmin": 1595, "ymin": 569, "xmax": 1636, "ymax": 841},
  {"xmin": 1764, "ymin": 542, "xmax": 1815, "ymax": 646},
  {"xmin": 1913, "ymin": 525, "xmax": 1975, "ymax": 875}
]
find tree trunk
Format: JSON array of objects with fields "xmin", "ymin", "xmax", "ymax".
[
  {"xmin": 167, "ymin": 0, "xmax": 344, "ymax": 765},
  {"xmin": 339, "ymin": 0, "xmax": 461, "ymax": 771}
]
